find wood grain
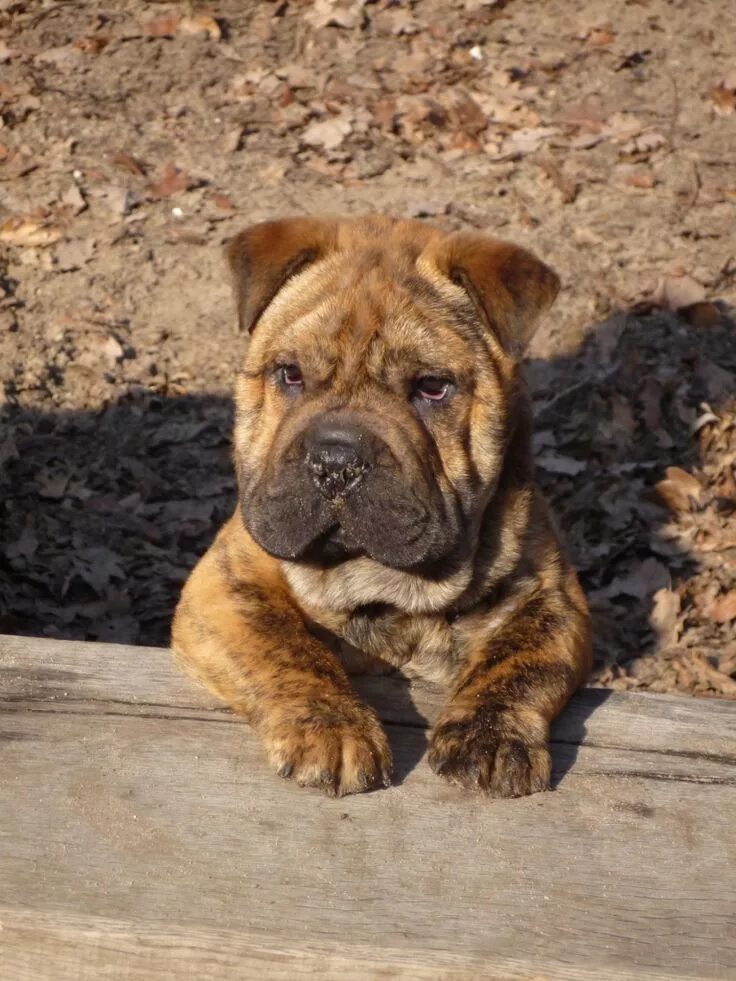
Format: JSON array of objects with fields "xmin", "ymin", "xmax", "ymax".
[{"xmin": 1, "ymin": 633, "xmax": 735, "ymax": 980}]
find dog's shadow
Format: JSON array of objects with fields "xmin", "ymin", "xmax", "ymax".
[
  {"xmin": 356, "ymin": 674, "xmax": 611, "ymax": 788},
  {"xmin": 353, "ymin": 674, "xmax": 431, "ymax": 785},
  {"xmin": 549, "ymin": 688, "xmax": 613, "ymax": 788}
]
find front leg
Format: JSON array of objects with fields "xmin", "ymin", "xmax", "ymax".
[
  {"xmin": 428, "ymin": 575, "xmax": 591, "ymax": 798},
  {"xmin": 172, "ymin": 518, "xmax": 392, "ymax": 797}
]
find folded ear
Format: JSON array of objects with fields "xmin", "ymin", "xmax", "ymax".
[
  {"xmin": 226, "ymin": 217, "xmax": 339, "ymax": 333},
  {"xmin": 424, "ymin": 231, "xmax": 560, "ymax": 358}
]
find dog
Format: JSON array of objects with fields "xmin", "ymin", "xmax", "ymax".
[{"xmin": 172, "ymin": 215, "xmax": 591, "ymax": 798}]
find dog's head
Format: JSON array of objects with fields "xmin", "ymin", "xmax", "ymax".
[{"xmin": 229, "ymin": 215, "xmax": 558, "ymax": 576}]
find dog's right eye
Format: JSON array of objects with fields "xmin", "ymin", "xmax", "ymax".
[{"xmin": 278, "ymin": 365, "xmax": 304, "ymax": 388}]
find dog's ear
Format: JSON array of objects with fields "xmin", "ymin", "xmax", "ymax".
[
  {"xmin": 226, "ymin": 217, "xmax": 339, "ymax": 333},
  {"xmin": 425, "ymin": 231, "xmax": 560, "ymax": 358}
]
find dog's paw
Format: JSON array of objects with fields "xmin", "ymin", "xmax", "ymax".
[
  {"xmin": 428, "ymin": 706, "xmax": 551, "ymax": 798},
  {"xmin": 263, "ymin": 700, "xmax": 393, "ymax": 797}
]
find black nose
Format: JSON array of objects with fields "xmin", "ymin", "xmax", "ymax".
[{"xmin": 304, "ymin": 421, "xmax": 370, "ymax": 501}]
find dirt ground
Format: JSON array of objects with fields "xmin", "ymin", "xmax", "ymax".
[{"xmin": 1, "ymin": 0, "xmax": 734, "ymax": 697}]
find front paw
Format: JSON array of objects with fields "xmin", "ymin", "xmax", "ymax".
[
  {"xmin": 428, "ymin": 706, "xmax": 551, "ymax": 798},
  {"xmin": 263, "ymin": 699, "xmax": 393, "ymax": 797}
]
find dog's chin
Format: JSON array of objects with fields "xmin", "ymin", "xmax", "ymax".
[
  {"xmin": 244, "ymin": 505, "xmax": 439, "ymax": 569},
  {"xmin": 302, "ymin": 524, "xmax": 365, "ymax": 566},
  {"xmin": 250, "ymin": 520, "xmax": 460, "ymax": 574}
]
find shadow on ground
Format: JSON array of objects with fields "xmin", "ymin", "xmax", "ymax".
[{"xmin": 1, "ymin": 306, "xmax": 734, "ymax": 696}]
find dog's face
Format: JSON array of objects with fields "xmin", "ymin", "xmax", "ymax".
[{"xmin": 229, "ymin": 216, "xmax": 558, "ymax": 575}]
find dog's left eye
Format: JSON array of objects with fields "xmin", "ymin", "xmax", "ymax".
[
  {"xmin": 279, "ymin": 364, "xmax": 304, "ymax": 388},
  {"xmin": 413, "ymin": 376, "xmax": 451, "ymax": 403}
]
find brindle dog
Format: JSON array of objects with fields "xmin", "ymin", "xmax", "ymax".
[{"xmin": 172, "ymin": 215, "xmax": 591, "ymax": 798}]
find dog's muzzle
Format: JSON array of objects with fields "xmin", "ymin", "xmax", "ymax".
[{"xmin": 304, "ymin": 419, "xmax": 371, "ymax": 502}]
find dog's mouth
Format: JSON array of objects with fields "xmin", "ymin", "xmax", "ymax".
[{"xmin": 302, "ymin": 523, "xmax": 365, "ymax": 566}]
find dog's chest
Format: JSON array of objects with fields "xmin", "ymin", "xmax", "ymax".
[{"xmin": 319, "ymin": 606, "xmax": 462, "ymax": 686}]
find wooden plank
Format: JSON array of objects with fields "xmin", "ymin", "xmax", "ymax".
[
  {"xmin": 3, "ymin": 633, "xmax": 736, "ymax": 758},
  {"xmin": 1, "ymin": 634, "xmax": 736, "ymax": 980}
]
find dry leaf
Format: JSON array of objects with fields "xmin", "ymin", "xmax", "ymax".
[
  {"xmin": 0, "ymin": 149, "xmax": 37, "ymax": 180},
  {"xmin": 651, "ymin": 273, "xmax": 706, "ymax": 312},
  {"xmin": 178, "ymin": 15, "xmax": 222, "ymax": 41},
  {"xmin": 99, "ymin": 184, "xmax": 136, "ymax": 217},
  {"xmin": 221, "ymin": 127, "xmax": 245, "ymax": 153},
  {"xmin": 148, "ymin": 161, "xmax": 197, "ymax": 198},
  {"xmin": 4, "ymin": 524, "xmax": 38, "ymax": 561},
  {"xmin": 276, "ymin": 65, "xmax": 319, "ymax": 89},
  {"xmin": 538, "ymin": 157, "xmax": 579, "ymax": 203},
  {"xmin": 110, "ymin": 151, "xmax": 147, "ymax": 176},
  {"xmin": 679, "ymin": 301, "xmax": 724, "ymax": 328},
  {"xmin": 706, "ymin": 590, "xmax": 736, "ymax": 624},
  {"xmin": 302, "ymin": 115, "xmax": 353, "ymax": 150},
  {"xmin": 73, "ymin": 35, "xmax": 112, "ymax": 55},
  {"xmin": 602, "ymin": 558, "xmax": 670, "ymax": 600},
  {"xmin": 536, "ymin": 452, "xmax": 587, "ymax": 475},
  {"xmin": 304, "ymin": 0, "xmax": 362, "ymax": 30},
  {"xmin": 212, "ymin": 193, "xmax": 235, "ymax": 211},
  {"xmin": 625, "ymin": 172, "xmax": 656, "ymax": 189},
  {"xmin": 586, "ymin": 26, "xmax": 616, "ymax": 47},
  {"xmin": 0, "ymin": 217, "xmax": 62, "ymax": 247},
  {"xmin": 508, "ymin": 126, "xmax": 560, "ymax": 155},
  {"xmin": 61, "ymin": 184, "xmax": 87, "ymax": 215},
  {"xmin": 655, "ymin": 467, "xmax": 703, "ymax": 513},
  {"xmin": 649, "ymin": 587, "xmax": 681, "ymax": 647},
  {"xmin": 144, "ymin": 14, "xmax": 180, "ymax": 37},
  {"xmin": 708, "ymin": 74, "xmax": 736, "ymax": 116},
  {"xmin": 0, "ymin": 40, "xmax": 18, "ymax": 63}
]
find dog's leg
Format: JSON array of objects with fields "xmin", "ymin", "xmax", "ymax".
[
  {"xmin": 172, "ymin": 519, "xmax": 392, "ymax": 797},
  {"xmin": 428, "ymin": 572, "xmax": 591, "ymax": 798}
]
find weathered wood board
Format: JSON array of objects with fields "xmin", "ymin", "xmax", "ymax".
[{"xmin": 1, "ymin": 633, "xmax": 735, "ymax": 980}]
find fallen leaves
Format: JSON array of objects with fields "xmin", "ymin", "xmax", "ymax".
[
  {"xmin": 537, "ymin": 451, "xmax": 587, "ymax": 476},
  {"xmin": 655, "ymin": 467, "xmax": 704, "ymax": 513},
  {"xmin": 60, "ymin": 184, "xmax": 87, "ymax": 216},
  {"xmin": 624, "ymin": 172, "xmax": 656, "ymax": 189},
  {"xmin": 651, "ymin": 271, "xmax": 707, "ymax": 312},
  {"xmin": 144, "ymin": 14, "xmax": 180, "ymax": 37},
  {"xmin": 147, "ymin": 161, "xmax": 199, "ymax": 199},
  {"xmin": 0, "ymin": 216, "xmax": 62, "ymax": 247},
  {"xmin": 0, "ymin": 40, "xmax": 18, "ymax": 63},
  {"xmin": 707, "ymin": 591, "xmax": 736, "ymax": 624},
  {"xmin": 602, "ymin": 558, "xmax": 671, "ymax": 601},
  {"xmin": 110, "ymin": 151, "xmax": 147, "ymax": 177},
  {"xmin": 178, "ymin": 15, "xmax": 222, "ymax": 41},
  {"xmin": 585, "ymin": 25, "xmax": 616, "ymax": 48},
  {"xmin": 73, "ymin": 35, "xmax": 112, "ymax": 55},
  {"xmin": 302, "ymin": 114, "xmax": 353, "ymax": 150},
  {"xmin": 0, "ymin": 148, "xmax": 37, "ymax": 180},
  {"xmin": 304, "ymin": 0, "xmax": 364, "ymax": 31},
  {"xmin": 708, "ymin": 71, "xmax": 736, "ymax": 115},
  {"xmin": 619, "ymin": 130, "xmax": 666, "ymax": 158},
  {"xmin": 533, "ymin": 303, "xmax": 736, "ymax": 697},
  {"xmin": 144, "ymin": 13, "xmax": 222, "ymax": 41},
  {"xmin": 98, "ymin": 184, "xmax": 136, "ymax": 218}
]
